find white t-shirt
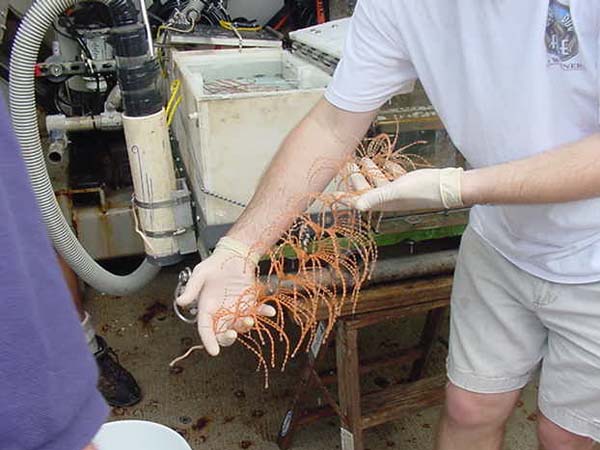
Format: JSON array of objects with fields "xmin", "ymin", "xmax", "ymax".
[{"xmin": 325, "ymin": 0, "xmax": 600, "ymax": 284}]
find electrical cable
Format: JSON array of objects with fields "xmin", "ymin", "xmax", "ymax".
[
  {"xmin": 56, "ymin": 16, "xmax": 94, "ymax": 60},
  {"xmin": 165, "ymin": 79, "xmax": 182, "ymax": 126},
  {"xmin": 54, "ymin": 14, "xmax": 104, "ymax": 115},
  {"xmin": 218, "ymin": 19, "xmax": 261, "ymax": 32},
  {"xmin": 166, "ymin": 96, "xmax": 181, "ymax": 126},
  {"xmin": 159, "ymin": 20, "xmax": 196, "ymax": 33},
  {"xmin": 165, "ymin": 79, "xmax": 180, "ymax": 115}
]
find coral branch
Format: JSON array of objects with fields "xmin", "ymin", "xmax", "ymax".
[{"xmin": 174, "ymin": 133, "xmax": 429, "ymax": 386}]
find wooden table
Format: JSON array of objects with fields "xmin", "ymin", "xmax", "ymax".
[{"xmin": 277, "ymin": 274, "xmax": 453, "ymax": 450}]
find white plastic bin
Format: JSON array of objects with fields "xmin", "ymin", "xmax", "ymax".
[{"xmin": 171, "ymin": 47, "xmax": 332, "ymax": 227}]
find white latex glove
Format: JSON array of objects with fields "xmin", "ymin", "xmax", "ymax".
[
  {"xmin": 343, "ymin": 158, "xmax": 464, "ymax": 212},
  {"xmin": 176, "ymin": 237, "xmax": 276, "ymax": 356}
]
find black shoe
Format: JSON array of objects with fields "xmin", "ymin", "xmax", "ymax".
[{"xmin": 94, "ymin": 335, "xmax": 142, "ymax": 407}]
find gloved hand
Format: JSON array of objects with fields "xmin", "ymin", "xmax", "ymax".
[
  {"xmin": 342, "ymin": 158, "xmax": 464, "ymax": 213},
  {"xmin": 176, "ymin": 237, "xmax": 276, "ymax": 356}
]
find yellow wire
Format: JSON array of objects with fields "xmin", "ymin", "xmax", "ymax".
[
  {"xmin": 161, "ymin": 21, "xmax": 196, "ymax": 33},
  {"xmin": 167, "ymin": 96, "xmax": 182, "ymax": 126},
  {"xmin": 156, "ymin": 21, "xmax": 196, "ymax": 77},
  {"xmin": 218, "ymin": 19, "xmax": 262, "ymax": 32},
  {"xmin": 165, "ymin": 79, "xmax": 182, "ymax": 126},
  {"xmin": 156, "ymin": 25, "xmax": 168, "ymax": 77},
  {"xmin": 166, "ymin": 79, "xmax": 181, "ymax": 116}
]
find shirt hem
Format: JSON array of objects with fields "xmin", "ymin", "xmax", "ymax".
[
  {"xmin": 469, "ymin": 224, "xmax": 600, "ymax": 285},
  {"xmin": 36, "ymin": 390, "xmax": 108, "ymax": 450},
  {"xmin": 324, "ymin": 87, "xmax": 385, "ymax": 113}
]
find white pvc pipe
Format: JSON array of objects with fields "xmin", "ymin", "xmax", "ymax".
[
  {"xmin": 122, "ymin": 108, "xmax": 179, "ymax": 261},
  {"xmin": 46, "ymin": 113, "xmax": 123, "ymax": 132}
]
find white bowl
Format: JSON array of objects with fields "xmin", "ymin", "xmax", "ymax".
[{"xmin": 93, "ymin": 420, "xmax": 192, "ymax": 450}]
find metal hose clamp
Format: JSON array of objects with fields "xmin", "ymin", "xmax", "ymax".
[{"xmin": 173, "ymin": 267, "xmax": 198, "ymax": 324}]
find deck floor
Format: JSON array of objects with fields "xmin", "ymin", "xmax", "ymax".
[{"xmin": 87, "ymin": 264, "xmax": 539, "ymax": 450}]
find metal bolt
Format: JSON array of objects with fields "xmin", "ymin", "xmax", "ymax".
[{"xmin": 49, "ymin": 64, "xmax": 63, "ymax": 77}]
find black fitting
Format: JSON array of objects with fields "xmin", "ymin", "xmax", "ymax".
[
  {"xmin": 107, "ymin": 0, "xmax": 163, "ymax": 117},
  {"xmin": 118, "ymin": 59, "xmax": 162, "ymax": 116},
  {"xmin": 122, "ymin": 86, "xmax": 163, "ymax": 116},
  {"xmin": 110, "ymin": 24, "xmax": 148, "ymax": 57},
  {"xmin": 117, "ymin": 59, "xmax": 159, "ymax": 91},
  {"xmin": 109, "ymin": 0, "xmax": 139, "ymax": 27}
]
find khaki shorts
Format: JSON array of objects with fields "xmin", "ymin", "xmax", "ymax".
[{"xmin": 448, "ymin": 227, "xmax": 600, "ymax": 441}]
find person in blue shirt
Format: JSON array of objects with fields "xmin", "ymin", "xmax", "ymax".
[{"xmin": 0, "ymin": 96, "xmax": 108, "ymax": 450}]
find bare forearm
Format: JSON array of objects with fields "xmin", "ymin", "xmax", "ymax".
[
  {"xmin": 228, "ymin": 99, "xmax": 376, "ymax": 253},
  {"xmin": 462, "ymin": 133, "xmax": 600, "ymax": 206}
]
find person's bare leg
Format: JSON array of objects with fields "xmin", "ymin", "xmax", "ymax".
[
  {"xmin": 56, "ymin": 252, "xmax": 100, "ymax": 354},
  {"xmin": 56, "ymin": 251, "xmax": 142, "ymax": 406},
  {"xmin": 435, "ymin": 383, "xmax": 522, "ymax": 450},
  {"xmin": 56, "ymin": 252, "xmax": 85, "ymax": 320},
  {"xmin": 537, "ymin": 413, "xmax": 595, "ymax": 450}
]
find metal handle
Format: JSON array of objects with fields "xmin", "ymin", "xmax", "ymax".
[{"xmin": 173, "ymin": 267, "xmax": 198, "ymax": 324}]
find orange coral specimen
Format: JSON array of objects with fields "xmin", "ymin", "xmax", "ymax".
[{"xmin": 172, "ymin": 133, "xmax": 430, "ymax": 386}]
